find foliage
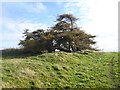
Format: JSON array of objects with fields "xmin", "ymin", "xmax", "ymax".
[{"xmin": 19, "ymin": 14, "xmax": 97, "ymax": 53}]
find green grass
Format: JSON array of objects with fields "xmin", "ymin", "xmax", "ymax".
[{"xmin": 1, "ymin": 51, "xmax": 120, "ymax": 88}]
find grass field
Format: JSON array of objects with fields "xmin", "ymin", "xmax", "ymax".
[{"xmin": 1, "ymin": 51, "xmax": 120, "ymax": 88}]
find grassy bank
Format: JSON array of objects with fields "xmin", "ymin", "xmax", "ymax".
[{"xmin": 1, "ymin": 51, "xmax": 119, "ymax": 88}]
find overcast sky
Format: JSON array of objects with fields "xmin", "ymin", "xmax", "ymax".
[{"xmin": 0, "ymin": 0, "xmax": 119, "ymax": 51}]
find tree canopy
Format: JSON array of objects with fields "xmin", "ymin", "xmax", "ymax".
[{"xmin": 19, "ymin": 14, "xmax": 97, "ymax": 53}]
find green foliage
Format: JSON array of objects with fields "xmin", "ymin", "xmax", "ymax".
[{"xmin": 19, "ymin": 14, "xmax": 97, "ymax": 53}]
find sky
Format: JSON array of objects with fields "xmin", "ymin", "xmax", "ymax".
[{"xmin": 0, "ymin": 0, "xmax": 119, "ymax": 52}]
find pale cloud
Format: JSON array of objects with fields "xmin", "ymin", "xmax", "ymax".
[
  {"xmin": 63, "ymin": 1, "xmax": 89, "ymax": 25},
  {"xmin": 36, "ymin": 3, "xmax": 47, "ymax": 10},
  {"xmin": 1, "ymin": 2, "xmax": 47, "ymax": 49},
  {"xmin": 82, "ymin": 0, "xmax": 118, "ymax": 51},
  {"xmin": 1, "ymin": 0, "xmax": 42, "ymax": 2},
  {"xmin": 56, "ymin": 1, "xmax": 63, "ymax": 6},
  {"xmin": 17, "ymin": 2, "xmax": 47, "ymax": 13},
  {"xmin": 1, "ymin": 18, "xmax": 48, "ymax": 49},
  {"xmin": 63, "ymin": 0, "xmax": 118, "ymax": 51},
  {"xmin": 27, "ymin": 3, "xmax": 47, "ymax": 13},
  {"xmin": 3, "ymin": 18, "xmax": 48, "ymax": 32},
  {"xmin": 0, "ymin": 3, "xmax": 2, "ymax": 27},
  {"xmin": 96, "ymin": 37, "xmax": 118, "ymax": 52},
  {"xmin": 2, "ymin": 2, "xmax": 47, "ymax": 14},
  {"xmin": 1, "ymin": 0, "xmax": 79, "ymax": 3}
]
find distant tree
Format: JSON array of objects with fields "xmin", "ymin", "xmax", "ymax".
[{"xmin": 19, "ymin": 14, "xmax": 97, "ymax": 53}]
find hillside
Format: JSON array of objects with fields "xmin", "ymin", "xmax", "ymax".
[{"xmin": 1, "ymin": 51, "xmax": 119, "ymax": 88}]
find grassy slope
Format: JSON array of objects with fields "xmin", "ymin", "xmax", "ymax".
[{"xmin": 1, "ymin": 52, "xmax": 119, "ymax": 88}]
